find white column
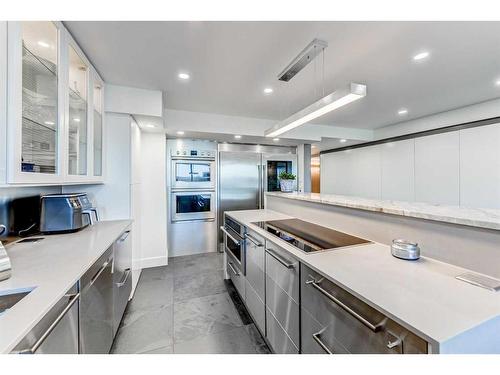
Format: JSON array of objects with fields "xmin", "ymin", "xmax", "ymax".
[{"xmin": 297, "ymin": 144, "xmax": 312, "ymax": 193}]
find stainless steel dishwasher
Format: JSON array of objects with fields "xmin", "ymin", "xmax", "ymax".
[
  {"xmin": 113, "ymin": 229, "xmax": 132, "ymax": 335},
  {"xmin": 79, "ymin": 246, "xmax": 114, "ymax": 354},
  {"xmin": 11, "ymin": 284, "xmax": 80, "ymax": 354}
]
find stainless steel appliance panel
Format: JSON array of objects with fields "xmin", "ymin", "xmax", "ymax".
[
  {"xmin": 113, "ymin": 229, "xmax": 132, "ymax": 335},
  {"xmin": 266, "ymin": 307, "xmax": 299, "ymax": 354},
  {"xmin": 222, "ymin": 216, "xmax": 245, "ymax": 272},
  {"xmin": 171, "ymin": 191, "xmax": 216, "ymax": 222},
  {"xmin": 265, "ymin": 274, "xmax": 300, "ymax": 347},
  {"xmin": 265, "ymin": 241, "xmax": 300, "ymax": 303},
  {"xmin": 301, "ymin": 307, "xmax": 349, "ymax": 354},
  {"xmin": 301, "ymin": 264, "xmax": 428, "ymax": 354},
  {"xmin": 227, "ymin": 252, "xmax": 245, "ymax": 298},
  {"xmin": 218, "ymin": 151, "xmax": 261, "ymax": 239},
  {"xmin": 244, "ymin": 229, "xmax": 265, "ymax": 301},
  {"xmin": 12, "ymin": 284, "xmax": 79, "ymax": 354},
  {"xmin": 80, "ymin": 247, "xmax": 114, "ymax": 354},
  {"xmin": 245, "ymin": 279, "xmax": 266, "ymax": 334},
  {"xmin": 171, "ymin": 158, "xmax": 215, "ymax": 190}
]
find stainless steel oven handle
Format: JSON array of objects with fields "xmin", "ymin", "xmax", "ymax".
[
  {"xmin": 306, "ymin": 279, "xmax": 384, "ymax": 333},
  {"xmin": 17, "ymin": 292, "xmax": 80, "ymax": 354},
  {"xmin": 119, "ymin": 230, "xmax": 131, "ymax": 242},
  {"xmin": 312, "ymin": 331, "xmax": 334, "ymax": 354},
  {"xmin": 266, "ymin": 249, "xmax": 295, "ymax": 269},
  {"xmin": 117, "ymin": 268, "xmax": 131, "ymax": 287},
  {"xmin": 245, "ymin": 233, "xmax": 263, "ymax": 247},
  {"xmin": 220, "ymin": 226, "xmax": 240, "ymax": 246},
  {"xmin": 227, "ymin": 261, "xmax": 240, "ymax": 276}
]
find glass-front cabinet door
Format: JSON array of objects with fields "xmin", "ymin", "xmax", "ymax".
[
  {"xmin": 6, "ymin": 21, "xmax": 105, "ymax": 184},
  {"xmin": 67, "ymin": 44, "xmax": 89, "ymax": 177},
  {"xmin": 7, "ymin": 21, "xmax": 63, "ymax": 183},
  {"xmin": 92, "ymin": 75, "xmax": 104, "ymax": 178}
]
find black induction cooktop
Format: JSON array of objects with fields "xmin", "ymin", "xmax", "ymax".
[{"xmin": 252, "ymin": 218, "xmax": 370, "ymax": 253}]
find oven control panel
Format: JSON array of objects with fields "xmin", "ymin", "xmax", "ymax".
[{"xmin": 172, "ymin": 149, "xmax": 216, "ymax": 158}]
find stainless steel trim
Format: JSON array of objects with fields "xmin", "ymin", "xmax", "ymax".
[
  {"xmin": 306, "ymin": 279, "xmax": 384, "ymax": 332},
  {"xmin": 266, "ymin": 249, "xmax": 295, "ymax": 269},
  {"xmin": 171, "ymin": 190, "xmax": 216, "ymax": 222},
  {"xmin": 119, "ymin": 230, "xmax": 131, "ymax": 242},
  {"xmin": 90, "ymin": 260, "xmax": 110, "ymax": 286},
  {"xmin": 17, "ymin": 293, "xmax": 80, "ymax": 354},
  {"xmin": 312, "ymin": 331, "xmax": 334, "ymax": 354},
  {"xmin": 257, "ymin": 164, "xmax": 262, "ymax": 208},
  {"xmin": 228, "ymin": 261, "xmax": 240, "ymax": 276},
  {"xmin": 245, "ymin": 233, "xmax": 263, "ymax": 247},
  {"xmin": 116, "ymin": 268, "xmax": 131, "ymax": 288},
  {"xmin": 220, "ymin": 226, "xmax": 241, "ymax": 246}
]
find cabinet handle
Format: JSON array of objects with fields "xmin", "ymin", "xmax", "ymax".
[
  {"xmin": 90, "ymin": 259, "xmax": 110, "ymax": 286},
  {"xmin": 245, "ymin": 233, "xmax": 263, "ymax": 247},
  {"xmin": 16, "ymin": 292, "xmax": 80, "ymax": 354},
  {"xmin": 117, "ymin": 268, "xmax": 131, "ymax": 287},
  {"xmin": 220, "ymin": 226, "xmax": 241, "ymax": 246},
  {"xmin": 119, "ymin": 230, "xmax": 130, "ymax": 242},
  {"xmin": 306, "ymin": 279, "xmax": 384, "ymax": 333},
  {"xmin": 312, "ymin": 331, "xmax": 334, "ymax": 354},
  {"xmin": 228, "ymin": 261, "xmax": 240, "ymax": 276},
  {"xmin": 266, "ymin": 248, "xmax": 295, "ymax": 269}
]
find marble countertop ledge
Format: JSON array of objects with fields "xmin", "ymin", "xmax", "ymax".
[{"xmin": 266, "ymin": 192, "xmax": 500, "ymax": 231}]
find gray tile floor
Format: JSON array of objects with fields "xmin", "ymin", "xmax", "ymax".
[{"xmin": 111, "ymin": 252, "xmax": 270, "ymax": 354}]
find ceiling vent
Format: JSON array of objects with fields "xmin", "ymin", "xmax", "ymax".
[{"xmin": 277, "ymin": 39, "xmax": 328, "ymax": 82}]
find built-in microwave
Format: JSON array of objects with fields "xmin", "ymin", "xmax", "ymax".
[
  {"xmin": 171, "ymin": 158, "xmax": 215, "ymax": 190},
  {"xmin": 171, "ymin": 191, "xmax": 216, "ymax": 222}
]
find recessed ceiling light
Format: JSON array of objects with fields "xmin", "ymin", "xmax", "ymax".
[
  {"xmin": 339, "ymin": 139, "xmax": 347, "ymax": 143},
  {"xmin": 37, "ymin": 41, "xmax": 50, "ymax": 48},
  {"xmin": 234, "ymin": 135, "xmax": 242, "ymax": 139},
  {"xmin": 413, "ymin": 51, "xmax": 430, "ymax": 61},
  {"xmin": 73, "ymin": 118, "xmax": 80, "ymax": 122},
  {"xmin": 176, "ymin": 131, "xmax": 185, "ymax": 135},
  {"xmin": 495, "ymin": 79, "xmax": 500, "ymax": 86},
  {"xmin": 264, "ymin": 88, "xmax": 273, "ymax": 95},
  {"xmin": 44, "ymin": 121, "xmax": 55, "ymax": 126},
  {"xmin": 398, "ymin": 108, "xmax": 408, "ymax": 115},
  {"xmin": 273, "ymin": 138, "xmax": 280, "ymax": 142},
  {"xmin": 146, "ymin": 124, "xmax": 155, "ymax": 128},
  {"xmin": 178, "ymin": 73, "xmax": 190, "ymax": 80},
  {"xmin": 311, "ymin": 145, "xmax": 317, "ymax": 148}
]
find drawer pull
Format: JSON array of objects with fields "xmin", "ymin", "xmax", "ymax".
[
  {"xmin": 228, "ymin": 261, "xmax": 240, "ymax": 276},
  {"xmin": 245, "ymin": 233, "xmax": 263, "ymax": 247},
  {"xmin": 306, "ymin": 279, "xmax": 384, "ymax": 333},
  {"xmin": 312, "ymin": 331, "xmax": 334, "ymax": 354},
  {"xmin": 221, "ymin": 226, "xmax": 241, "ymax": 246},
  {"xmin": 266, "ymin": 249, "xmax": 295, "ymax": 269}
]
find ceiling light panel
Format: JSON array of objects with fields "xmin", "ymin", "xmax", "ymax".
[
  {"xmin": 278, "ymin": 39, "xmax": 328, "ymax": 82},
  {"xmin": 413, "ymin": 51, "xmax": 430, "ymax": 61},
  {"xmin": 265, "ymin": 83, "xmax": 367, "ymax": 138}
]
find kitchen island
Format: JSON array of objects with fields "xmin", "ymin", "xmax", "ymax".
[{"xmin": 225, "ymin": 206, "xmax": 500, "ymax": 353}]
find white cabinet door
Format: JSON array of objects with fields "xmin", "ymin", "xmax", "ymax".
[
  {"xmin": 381, "ymin": 139, "xmax": 415, "ymax": 201},
  {"xmin": 460, "ymin": 123, "xmax": 500, "ymax": 209},
  {"xmin": 320, "ymin": 150, "xmax": 353, "ymax": 195},
  {"xmin": 415, "ymin": 132, "xmax": 460, "ymax": 205},
  {"xmin": 350, "ymin": 145, "xmax": 381, "ymax": 199}
]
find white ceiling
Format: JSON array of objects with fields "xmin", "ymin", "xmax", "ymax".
[{"xmin": 65, "ymin": 21, "xmax": 500, "ymax": 131}]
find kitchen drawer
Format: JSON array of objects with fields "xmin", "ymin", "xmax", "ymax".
[
  {"xmin": 245, "ymin": 229, "xmax": 265, "ymax": 300},
  {"xmin": 265, "ymin": 241, "xmax": 300, "ymax": 303},
  {"xmin": 266, "ymin": 307, "xmax": 299, "ymax": 354},
  {"xmin": 301, "ymin": 307, "xmax": 349, "ymax": 354},
  {"xmin": 301, "ymin": 264, "xmax": 428, "ymax": 354},
  {"xmin": 266, "ymin": 274, "xmax": 300, "ymax": 347},
  {"xmin": 227, "ymin": 254, "xmax": 245, "ymax": 299},
  {"xmin": 245, "ymin": 279, "xmax": 265, "ymax": 334}
]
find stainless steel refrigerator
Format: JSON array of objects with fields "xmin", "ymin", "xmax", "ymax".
[{"xmin": 217, "ymin": 143, "xmax": 297, "ymax": 244}]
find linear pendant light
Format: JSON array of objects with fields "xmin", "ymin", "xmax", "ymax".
[{"xmin": 265, "ymin": 83, "xmax": 367, "ymax": 138}]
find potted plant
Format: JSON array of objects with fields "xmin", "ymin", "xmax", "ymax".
[{"xmin": 279, "ymin": 171, "xmax": 296, "ymax": 192}]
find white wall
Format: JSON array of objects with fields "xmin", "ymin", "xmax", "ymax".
[
  {"xmin": 0, "ymin": 21, "xmax": 7, "ymax": 185},
  {"xmin": 321, "ymin": 122, "xmax": 500, "ymax": 209},
  {"xmin": 105, "ymin": 84, "xmax": 163, "ymax": 117},
  {"xmin": 140, "ymin": 132, "xmax": 168, "ymax": 267}
]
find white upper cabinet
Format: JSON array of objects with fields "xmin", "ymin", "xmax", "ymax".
[{"xmin": 6, "ymin": 21, "xmax": 104, "ymax": 185}]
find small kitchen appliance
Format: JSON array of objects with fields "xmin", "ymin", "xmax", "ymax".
[
  {"xmin": 391, "ymin": 239, "xmax": 420, "ymax": 260},
  {"xmin": 0, "ymin": 240, "xmax": 11, "ymax": 281},
  {"xmin": 40, "ymin": 193, "xmax": 97, "ymax": 234}
]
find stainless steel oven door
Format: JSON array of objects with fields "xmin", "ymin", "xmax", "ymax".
[
  {"xmin": 171, "ymin": 191, "xmax": 216, "ymax": 222},
  {"xmin": 221, "ymin": 225, "xmax": 245, "ymax": 273},
  {"xmin": 171, "ymin": 159, "xmax": 215, "ymax": 190}
]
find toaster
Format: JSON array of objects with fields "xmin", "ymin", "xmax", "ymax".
[{"xmin": 40, "ymin": 193, "xmax": 97, "ymax": 234}]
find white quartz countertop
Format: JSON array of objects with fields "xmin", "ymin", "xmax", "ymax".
[
  {"xmin": 0, "ymin": 220, "xmax": 132, "ymax": 353},
  {"xmin": 266, "ymin": 192, "xmax": 500, "ymax": 231},
  {"xmin": 226, "ymin": 209, "xmax": 500, "ymax": 351}
]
